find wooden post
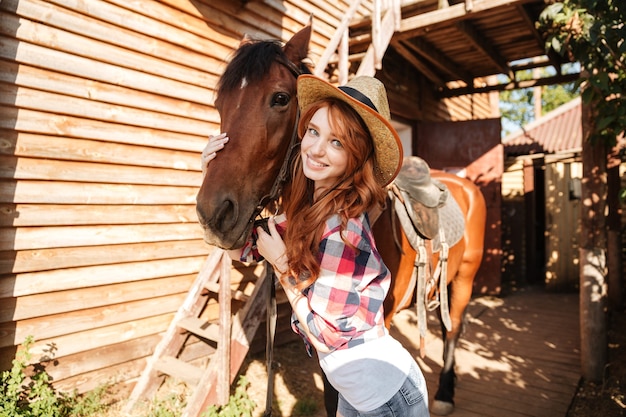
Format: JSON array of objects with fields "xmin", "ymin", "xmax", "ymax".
[
  {"xmin": 579, "ymin": 94, "xmax": 608, "ymax": 382},
  {"xmin": 607, "ymin": 149, "xmax": 623, "ymax": 310},
  {"xmin": 216, "ymin": 254, "xmax": 232, "ymax": 405}
]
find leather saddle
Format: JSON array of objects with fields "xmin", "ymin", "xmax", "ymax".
[{"xmin": 391, "ymin": 156, "xmax": 448, "ymax": 240}]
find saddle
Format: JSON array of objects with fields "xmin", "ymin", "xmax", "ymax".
[
  {"xmin": 392, "ymin": 156, "xmax": 448, "ymax": 240},
  {"xmin": 388, "ymin": 156, "xmax": 465, "ymax": 355}
]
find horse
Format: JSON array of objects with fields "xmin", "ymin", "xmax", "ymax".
[{"xmin": 196, "ymin": 24, "xmax": 487, "ymax": 416}]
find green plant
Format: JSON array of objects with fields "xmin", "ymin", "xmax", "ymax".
[
  {"xmin": 201, "ymin": 376, "xmax": 256, "ymax": 417},
  {"xmin": 292, "ymin": 398, "xmax": 318, "ymax": 416},
  {"xmin": 141, "ymin": 392, "xmax": 187, "ymax": 417},
  {"xmin": 0, "ymin": 336, "xmax": 59, "ymax": 417},
  {"xmin": 65, "ymin": 384, "xmax": 111, "ymax": 417},
  {"xmin": 538, "ymin": 0, "xmax": 625, "ymax": 146},
  {"xmin": 0, "ymin": 336, "xmax": 112, "ymax": 417}
]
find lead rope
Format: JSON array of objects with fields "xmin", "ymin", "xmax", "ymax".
[{"xmin": 263, "ymin": 263, "xmax": 277, "ymax": 416}]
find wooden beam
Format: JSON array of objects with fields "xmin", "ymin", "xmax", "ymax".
[
  {"xmin": 398, "ymin": 0, "xmax": 540, "ymax": 40},
  {"xmin": 313, "ymin": 0, "xmax": 364, "ymax": 77},
  {"xmin": 515, "ymin": 3, "xmax": 564, "ymax": 72},
  {"xmin": 356, "ymin": 8, "xmax": 397, "ymax": 76},
  {"xmin": 437, "ymin": 72, "xmax": 580, "ymax": 97},
  {"xmin": 399, "ymin": 37, "xmax": 473, "ymax": 84},
  {"xmin": 509, "ymin": 55, "xmax": 552, "ymax": 71},
  {"xmin": 391, "ymin": 41, "xmax": 446, "ymax": 86},
  {"xmin": 455, "ymin": 20, "xmax": 512, "ymax": 78}
]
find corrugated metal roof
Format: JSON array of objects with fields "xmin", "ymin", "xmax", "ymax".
[{"xmin": 503, "ymin": 97, "xmax": 582, "ymax": 156}]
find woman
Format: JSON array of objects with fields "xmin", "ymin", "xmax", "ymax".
[{"xmin": 202, "ymin": 75, "xmax": 429, "ymax": 417}]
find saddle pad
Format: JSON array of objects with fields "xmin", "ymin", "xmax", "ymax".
[{"xmin": 433, "ymin": 194, "xmax": 465, "ymax": 252}]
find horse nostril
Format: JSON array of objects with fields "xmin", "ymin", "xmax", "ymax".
[{"xmin": 215, "ymin": 198, "xmax": 238, "ymax": 233}]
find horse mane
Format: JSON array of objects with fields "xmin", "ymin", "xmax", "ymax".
[{"xmin": 217, "ymin": 39, "xmax": 310, "ymax": 97}]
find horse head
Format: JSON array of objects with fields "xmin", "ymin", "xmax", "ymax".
[{"xmin": 196, "ymin": 25, "xmax": 311, "ymax": 249}]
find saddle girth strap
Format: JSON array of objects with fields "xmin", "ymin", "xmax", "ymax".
[
  {"xmin": 438, "ymin": 228, "xmax": 451, "ymax": 332},
  {"xmin": 392, "ymin": 194, "xmax": 429, "ymax": 352}
]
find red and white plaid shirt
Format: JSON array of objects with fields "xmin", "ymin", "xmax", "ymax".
[{"xmin": 242, "ymin": 212, "xmax": 390, "ymax": 353}]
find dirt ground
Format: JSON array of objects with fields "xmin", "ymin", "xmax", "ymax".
[{"xmin": 566, "ymin": 308, "xmax": 626, "ymax": 417}]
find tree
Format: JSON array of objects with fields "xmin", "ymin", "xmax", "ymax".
[
  {"xmin": 538, "ymin": 0, "xmax": 625, "ymax": 145},
  {"xmin": 537, "ymin": 0, "xmax": 625, "ymax": 382},
  {"xmin": 499, "ymin": 65, "xmax": 579, "ymax": 136}
]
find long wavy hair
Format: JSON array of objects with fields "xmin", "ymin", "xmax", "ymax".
[{"xmin": 282, "ymin": 98, "xmax": 387, "ymax": 290}]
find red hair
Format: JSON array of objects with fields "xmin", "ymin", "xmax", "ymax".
[{"xmin": 282, "ymin": 98, "xmax": 386, "ymax": 290}]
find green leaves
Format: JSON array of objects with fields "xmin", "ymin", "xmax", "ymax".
[{"xmin": 537, "ymin": 0, "xmax": 625, "ymax": 146}]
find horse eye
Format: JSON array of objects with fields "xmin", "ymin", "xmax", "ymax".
[{"xmin": 271, "ymin": 93, "xmax": 290, "ymax": 107}]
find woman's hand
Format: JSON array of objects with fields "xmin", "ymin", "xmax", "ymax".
[
  {"xmin": 255, "ymin": 217, "xmax": 288, "ymax": 275},
  {"xmin": 201, "ymin": 133, "xmax": 229, "ymax": 178}
]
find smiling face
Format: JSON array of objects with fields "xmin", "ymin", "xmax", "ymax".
[{"xmin": 300, "ymin": 106, "xmax": 349, "ymax": 197}]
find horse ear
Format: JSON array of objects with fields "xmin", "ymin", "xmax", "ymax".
[
  {"xmin": 283, "ymin": 19, "xmax": 312, "ymax": 64},
  {"xmin": 239, "ymin": 33, "xmax": 254, "ymax": 47}
]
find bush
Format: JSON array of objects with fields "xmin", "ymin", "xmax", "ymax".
[{"xmin": 0, "ymin": 336, "xmax": 110, "ymax": 417}]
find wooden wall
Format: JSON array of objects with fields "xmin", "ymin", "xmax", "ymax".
[
  {"xmin": 544, "ymin": 160, "xmax": 582, "ymax": 291},
  {"xmin": 501, "ymin": 159, "xmax": 527, "ymax": 287},
  {"xmin": 0, "ymin": 0, "xmax": 494, "ymax": 397},
  {"xmin": 501, "ymin": 157, "xmax": 583, "ymax": 291}
]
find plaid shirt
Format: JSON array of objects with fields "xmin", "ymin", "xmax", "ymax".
[{"xmin": 242, "ymin": 212, "xmax": 390, "ymax": 352}]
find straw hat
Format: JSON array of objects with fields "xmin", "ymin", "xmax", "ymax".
[{"xmin": 296, "ymin": 74, "xmax": 403, "ymax": 186}]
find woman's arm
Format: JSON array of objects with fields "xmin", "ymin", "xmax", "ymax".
[{"xmin": 254, "ymin": 217, "xmax": 331, "ymax": 354}]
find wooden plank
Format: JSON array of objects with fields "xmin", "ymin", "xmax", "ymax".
[
  {"xmin": 0, "ymin": 203, "xmax": 200, "ymax": 227},
  {"xmin": 0, "ymin": 180, "xmax": 200, "ymax": 204},
  {"xmin": 0, "ymin": 61, "xmax": 213, "ymax": 122},
  {"xmin": 158, "ymin": 0, "xmax": 278, "ymax": 39},
  {"xmin": 25, "ymin": 313, "xmax": 176, "ymax": 365},
  {"xmin": 154, "ymin": 355, "xmax": 203, "ymax": 385},
  {"xmin": 52, "ymin": 357, "xmax": 142, "ymax": 395},
  {"xmin": 216, "ymin": 253, "xmax": 232, "ymax": 405},
  {"xmin": 0, "ymin": 84, "xmax": 211, "ymax": 136},
  {"xmin": 41, "ymin": 333, "xmax": 162, "ymax": 384},
  {"xmin": 0, "ymin": 240, "xmax": 207, "ymax": 275},
  {"xmin": 2, "ymin": 132, "xmax": 202, "ymax": 172},
  {"xmin": 103, "ymin": 0, "xmax": 239, "ymax": 50},
  {"xmin": 398, "ymin": 0, "xmax": 539, "ymax": 39},
  {"xmin": 4, "ymin": 293, "xmax": 188, "ymax": 348},
  {"xmin": 11, "ymin": 0, "xmax": 229, "ymax": 73},
  {"xmin": 203, "ymin": 281, "xmax": 250, "ymax": 303},
  {"xmin": 1, "ymin": 11, "xmax": 217, "ymax": 89},
  {"xmin": 1, "ymin": 223, "xmax": 204, "ymax": 251},
  {"xmin": 177, "ymin": 317, "xmax": 220, "ymax": 342},
  {"xmin": 2, "ymin": 274, "xmax": 196, "ymax": 322},
  {"xmin": 0, "ymin": 107, "xmax": 210, "ymax": 152},
  {"xmin": 0, "ymin": 156, "xmax": 201, "ymax": 185},
  {"xmin": 393, "ymin": 289, "xmax": 580, "ymax": 417},
  {"xmin": 0, "ymin": 36, "xmax": 217, "ymax": 109},
  {"xmin": 0, "ymin": 254, "xmax": 209, "ymax": 297}
]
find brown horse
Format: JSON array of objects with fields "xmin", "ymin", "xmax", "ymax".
[{"xmin": 196, "ymin": 25, "xmax": 486, "ymax": 416}]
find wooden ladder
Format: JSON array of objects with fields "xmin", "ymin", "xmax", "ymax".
[{"xmin": 124, "ymin": 248, "xmax": 272, "ymax": 417}]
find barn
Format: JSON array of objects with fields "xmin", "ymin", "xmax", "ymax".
[
  {"xmin": 502, "ymin": 96, "xmax": 626, "ymax": 294},
  {"xmin": 1, "ymin": 0, "xmax": 594, "ymax": 413}
]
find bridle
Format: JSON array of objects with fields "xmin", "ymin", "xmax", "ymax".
[{"xmin": 248, "ymin": 56, "xmax": 309, "ymax": 230}]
